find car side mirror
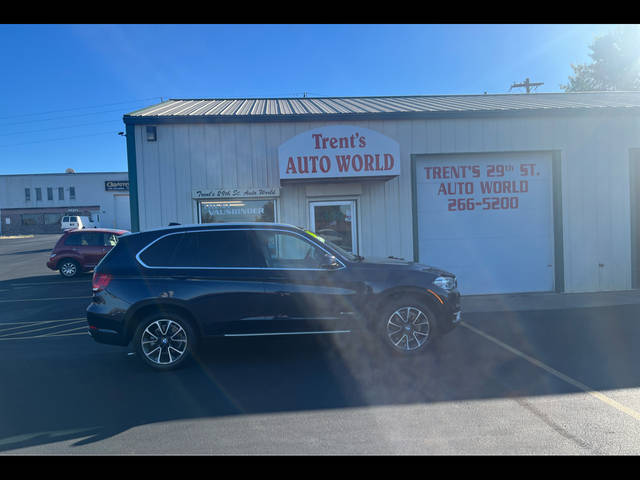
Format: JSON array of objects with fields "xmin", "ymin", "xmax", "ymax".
[{"xmin": 320, "ymin": 254, "xmax": 340, "ymax": 270}]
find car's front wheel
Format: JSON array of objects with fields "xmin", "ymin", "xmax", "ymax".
[
  {"xmin": 379, "ymin": 297, "xmax": 438, "ymax": 354},
  {"xmin": 133, "ymin": 312, "xmax": 197, "ymax": 371}
]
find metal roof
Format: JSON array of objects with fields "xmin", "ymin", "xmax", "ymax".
[{"xmin": 123, "ymin": 92, "xmax": 640, "ymax": 124}]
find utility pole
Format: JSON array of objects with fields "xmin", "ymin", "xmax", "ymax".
[{"xmin": 510, "ymin": 78, "xmax": 544, "ymax": 93}]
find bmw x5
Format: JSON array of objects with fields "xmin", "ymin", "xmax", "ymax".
[{"xmin": 87, "ymin": 223, "xmax": 461, "ymax": 370}]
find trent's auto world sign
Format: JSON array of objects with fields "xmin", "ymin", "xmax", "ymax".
[{"xmin": 278, "ymin": 126, "xmax": 400, "ymax": 180}]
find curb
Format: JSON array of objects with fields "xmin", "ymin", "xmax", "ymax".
[{"xmin": 461, "ymin": 289, "xmax": 640, "ymax": 313}]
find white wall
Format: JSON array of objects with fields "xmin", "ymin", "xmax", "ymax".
[
  {"xmin": 0, "ymin": 172, "xmax": 130, "ymax": 230},
  {"xmin": 133, "ymin": 112, "xmax": 640, "ymax": 293}
]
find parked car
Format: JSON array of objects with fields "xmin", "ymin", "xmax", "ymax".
[
  {"xmin": 61, "ymin": 215, "xmax": 100, "ymax": 231},
  {"xmin": 87, "ymin": 223, "xmax": 461, "ymax": 370},
  {"xmin": 47, "ymin": 228, "xmax": 129, "ymax": 278}
]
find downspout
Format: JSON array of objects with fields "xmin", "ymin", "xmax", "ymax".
[{"xmin": 125, "ymin": 123, "xmax": 140, "ymax": 232}]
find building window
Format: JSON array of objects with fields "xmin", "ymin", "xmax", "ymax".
[
  {"xmin": 146, "ymin": 126, "xmax": 157, "ymax": 142},
  {"xmin": 21, "ymin": 214, "xmax": 42, "ymax": 225},
  {"xmin": 35, "ymin": 188, "xmax": 42, "ymax": 201},
  {"xmin": 69, "ymin": 186, "xmax": 76, "ymax": 200},
  {"xmin": 44, "ymin": 213, "xmax": 61, "ymax": 225},
  {"xmin": 25, "ymin": 188, "xmax": 30, "ymax": 201},
  {"xmin": 58, "ymin": 187, "xmax": 64, "ymax": 200},
  {"xmin": 47, "ymin": 187, "xmax": 53, "ymax": 201},
  {"xmin": 198, "ymin": 199, "xmax": 276, "ymax": 224}
]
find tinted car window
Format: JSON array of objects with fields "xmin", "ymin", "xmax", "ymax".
[
  {"xmin": 64, "ymin": 233, "xmax": 80, "ymax": 246},
  {"xmin": 139, "ymin": 233, "xmax": 184, "ymax": 266},
  {"xmin": 64, "ymin": 232, "xmax": 103, "ymax": 246},
  {"xmin": 139, "ymin": 230, "xmax": 263, "ymax": 268},
  {"xmin": 191, "ymin": 230, "xmax": 261, "ymax": 267},
  {"xmin": 104, "ymin": 233, "xmax": 119, "ymax": 247},
  {"xmin": 254, "ymin": 230, "xmax": 327, "ymax": 269}
]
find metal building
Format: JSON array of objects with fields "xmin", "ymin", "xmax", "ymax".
[
  {"xmin": 0, "ymin": 171, "xmax": 131, "ymax": 235},
  {"xmin": 122, "ymin": 92, "xmax": 640, "ymax": 295}
]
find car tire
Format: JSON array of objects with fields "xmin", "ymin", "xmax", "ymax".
[
  {"xmin": 133, "ymin": 311, "xmax": 197, "ymax": 371},
  {"xmin": 58, "ymin": 259, "xmax": 80, "ymax": 278},
  {"xmin": 378, "ymin": 296, "xmax": 438, "ymax": 355}
]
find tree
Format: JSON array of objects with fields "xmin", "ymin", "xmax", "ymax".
[{"xmin": 561, "ymin": 25, "xmax": 640, "ymax": 92}]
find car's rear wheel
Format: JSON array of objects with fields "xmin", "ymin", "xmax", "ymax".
[
  {"xmin": 58, "ymin": 259, "xmax": 79, "ymax": 278},
  {"xmin": 133, "ymin": 312, "xmax": 197, "ymax": 371},
  {"xmin": 379, "ymin": 297, "xmax": 437, "ymax": 354}
]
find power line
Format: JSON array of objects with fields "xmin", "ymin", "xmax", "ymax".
[
  {"xmin": 0, "ymin": 130, "xmax": 121, "ymax": 148},
  {"xmin": 0, "ymin": 105, "xmax": 152, "ymax": 128},
  {"xmin": 0, "ymin": 96, "xmax": 163, "ymax": 121},
  {"xmin": 0, "ymin": 119, "xmax": 122, "ymax": 137}
]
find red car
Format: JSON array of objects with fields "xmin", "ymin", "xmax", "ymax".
[{"xmin": 47, "ymin": 228, "xmax": 129, "ymax": 278}]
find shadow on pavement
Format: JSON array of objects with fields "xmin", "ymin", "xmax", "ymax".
[
  {"xmin": 1, "ymin": 301, "xmax": 640, "ymax": 452},
  {"xmin": 0, "ymin": 274, "xmax": 92, "ymax": 286}
]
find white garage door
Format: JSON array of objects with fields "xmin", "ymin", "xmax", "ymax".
[{"xmin": 415, "ymin": 152, "xmax": 555, "ymax": 295}]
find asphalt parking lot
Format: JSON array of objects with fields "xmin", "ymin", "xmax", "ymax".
[{"xmin": 2, "ymin": 234, "xmax": 640, "ymax": 455}]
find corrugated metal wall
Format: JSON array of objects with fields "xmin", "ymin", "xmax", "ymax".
[{"xmin": 133, "ymin": 113, "xmax": 640, "ymax": 293}]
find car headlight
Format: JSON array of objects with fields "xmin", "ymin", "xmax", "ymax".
[{"xmin": 433, "ymin": 276, "xmax": 456, "ymax": 290}]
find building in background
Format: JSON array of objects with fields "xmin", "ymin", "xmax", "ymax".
[
  {"xmin": 0, "ymin": 171, "xmax": 131, "ymax": 235},
  {"xmin": 122, "ymin": 93, "xmax": 640, "ymax": 295}
]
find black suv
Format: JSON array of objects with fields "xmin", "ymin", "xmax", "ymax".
[{"xmin": 87, "ymin": 223, "xmax": 461, "ymax": 370}]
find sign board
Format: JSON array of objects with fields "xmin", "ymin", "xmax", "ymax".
[
  {"xmin": 105, "ymin": 180, "xmax": 129, "ymax": 191},
  {"xmin": 278, "ymin": 126, "xmax": 400, "ymax": 180},
  {"xmin": 192, "ymin": 187, "xmax": 280, "ymax": 199},
  {"xmin": 199, "ymin": 199, "xmax": 276, "ymax": 223}
]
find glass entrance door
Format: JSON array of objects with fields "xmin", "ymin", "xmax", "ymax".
[{"xmin": 309, "ymin": 200, "xmax": 357, "ymax": 254}]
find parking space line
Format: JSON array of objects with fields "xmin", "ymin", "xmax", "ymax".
[
  {"xmin": 0, "ymin": 319, "xmax": 85, "ymax": 338},
  {"xmin": 460, "ymin": 321, "xmax": 640, "ymax": 422},
  {"xmin": 45, "ymin": 326, "xmax": 88, "ymax": 336},
  {"xmin": 0, "ymin": 296, "xmax": 91, "ymax": 303},
  {"xmin": 0, "ymin": 330, "xmax": 88, "ymax": 341},
  {"xmin": 0, "ymin": 317, "xmax": 85, "ymax": 327}
]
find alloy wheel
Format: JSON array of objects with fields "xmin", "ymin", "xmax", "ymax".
[
  {"xmin": 60, "ymin": 261, "xmax": 77, "ymax": 277},
  {"xmin": 385, "ymin": 306, "xmax": 431, "ymax": 352},
  {"xmin": 140, "ymin": 319, "xmax": 188, "ymax": 366}
]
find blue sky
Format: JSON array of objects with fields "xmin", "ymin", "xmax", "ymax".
[{"xmin": 0, "ymin": 24, "xmax": 619, "ymax": 175}]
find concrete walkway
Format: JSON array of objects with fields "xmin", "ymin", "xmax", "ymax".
[{"xmin": 461, "ymin": 289, "xmax": 640, "ymax": 313}]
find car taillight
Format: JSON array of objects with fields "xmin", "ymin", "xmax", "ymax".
[{"xmin": 92, "ymin": 273, "xmax": 112, "ymax": 292}]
